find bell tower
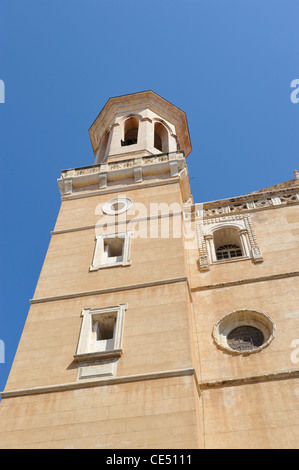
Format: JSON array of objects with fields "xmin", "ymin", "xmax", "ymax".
[
  {"xmin": 89, "ymin": 91, "xmax": 192, "ymax": 163},
  {"xmin": 1, "ymin": 90, "xmax": 299, "ymax": 449},
  {"xmin": 0, "ymin": 91, "xmax": 201, "ymax": 449}
]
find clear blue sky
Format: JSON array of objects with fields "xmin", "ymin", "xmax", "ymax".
[{"xmin": 0, "ymin": 0, "xmax": 298, "ymax": 394}]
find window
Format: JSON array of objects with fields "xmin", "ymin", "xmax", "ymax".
[
  {"xmin": 212, "ymin": 309, "xmax": 276, "ymax": 355},
  {"xmin": 90, "ymin": 231, "xmax": 132, "ymax": 270},
  {"xmin": 121, "ymin": 117, "xmax": 139, "ymax": 146},
  {"xmin": 102, "ymin": 197, "xmax": 132, "ymax": 215},
  {"xmin": 74, "ymin": 304, "xmax": 127, "ymax": 379},
  {"xmin": 227, "ymin": 326, "xmax": 264, "ymax": 352},
  {"xmin": 213, "ymin": 227, "xmax": 243, "ymax": 261},
  {"xmin": 216, "ymin": 244, "xmax": 243, "ymax": 260},
  {"xmin": 103, "ymin": 237, "xmax": 124, "ymax": 264},
  {"xmin": 154, "ymin": 122, "xmax": 169, "ymax": 153},
  {"xmin": 93, "ymin": 311, "xmax": 117, "ymax": 347},
  {"xmin": 196, "ymin": 214, "xmax": 264, "ymax": 272}
]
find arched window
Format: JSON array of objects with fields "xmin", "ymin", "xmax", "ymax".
[
  {"xmin": 197, "ymin": 214, "xmax": 264, "ymax": 271},
  {"xmin": 154, "ymin": 122, "xmax": 169, "ymax": 153},
  {"xmin": 121, "ymin": 117, "xmax": 139, "ymax": 147},
  {"xmin": 213, "ymin": 227, "xmax": 243, "ymax": 261}
]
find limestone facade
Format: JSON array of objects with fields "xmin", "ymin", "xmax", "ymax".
[{"xmin": 0, "ymin": 91, "xmax": 298, "ymax": 449}]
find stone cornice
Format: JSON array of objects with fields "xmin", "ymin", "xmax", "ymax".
[
  {"xmin": 0, "ymin": 368, "xmax": 196, "ymax": 399},
  {"xmin": 51, "ymin": 210, "xmax": 183, "ymax": 236},
  {"xmin": 191, "ymin": 271, "xmax": 299, "ymax": 292},
  {"xmin": 200, "ymin": 369, "xmax": 299, "ymax": 390},
  {"xmin": 184, "ymin": 187, "xmax": 299, "ymax": 221},
  {"xmin": 30, "ymin": 276, "xmax": 190, "ymax": 305},
  {"xmin": 2, "ymin": 367, "xmax": 298, "ymax": 399},
  {"xmin": 59, "ymin": 178, "xmax": 180, "ymax": 201},
  {"xmin": 58, "ymin": 151, "xmax": 188, "ymax": 197},
  {"xmin": 29, "ymin": 271, "xmax": 299, "ymax": 306}
]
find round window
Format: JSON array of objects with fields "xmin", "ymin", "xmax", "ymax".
[
  {"xmin": 227, "ymin": 325, "xmax": 264, "ymax": 352},
  {"xmin": 212, "ymin": 309, "xmax": 276, "ymax": 354},
  {"xmin": 102, "ymin": 198, "xmax": 132, "ymax": 215}
]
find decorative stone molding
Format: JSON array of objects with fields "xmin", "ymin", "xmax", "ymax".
[
  {"xmin": 90, "ymin": 230, "xmax": 132, "ymax": 271},
  {"xmin": 74, "ymin": 303, "xmax": 127, "ymax": 380},
  {"xmin": 196, "ymin": 214, "xmax": 263, "ymax": 271},
  {"xmin": 200, "ymin": 369, "xmax": 299, "ymax": 390},
  {"xmin": 183, "ymin": 202, "xmax": 204, "ymax": 221},
  {"xmin": 183, "ymin": 189, "xmax": 299, "ymax": 224},
  {"xmin": 102, "ymin": 197, "xmax": 133, "ymax": 215},
  {"xmin": 203, "ymin": 191, "xmax": 299, "ymax": 219},
  {"xmin": 191, "ymin": 270, "xmax": 299, "ymax": 292},
  {"xmin": 30, "ymin": 276, "xmax": 190, "ymax": 305},
  {"xmin": 63, "ymin": 178, "xmax": 72, "ymax": 195},
  {"xmin": 58, "ymin": 151, "xmax": 186, "ymax": 196},
  {"xmin": 0, "ymin": 368, "xmax": 197, "ymax": 399},
  {"xmin": 196, "ymin": 224, "xmax": 210, "ymax": 272},
  {"xmin": 212, "ymin": 309, "xmax": 276, "ymax": 355}
]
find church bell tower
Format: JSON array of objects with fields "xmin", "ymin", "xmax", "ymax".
[
  {"xmin": 1, "ymin": 90, "xmax": 299, "ymax": 449},
  {"xmin": 0, "ymin": 91, "xmax": 201, "ymax": 448}
]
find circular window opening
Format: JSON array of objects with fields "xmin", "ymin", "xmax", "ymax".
[
  {"xmin": 102, "ymin": 198, "xmax": 132, "ymax": 215},
  {"xmin": 227, "ymin": 325, "xmax": 264, "ymax": 352},
  {"xmin": 111, "ymin": 201, "xmax": 126, "ymax": 212},
  {"xmin": 212, "ymin": 309, "xmax": 276, "ymax": 354}
]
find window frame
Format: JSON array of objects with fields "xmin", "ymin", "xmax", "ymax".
[
  {"xmin": 207, "ymin": 225, "xmax": 250, "ymax": 265},
  {"xmin": 90, "ymin": 230, "xmax": 132, "ymax": 271},
  {"xmin": 197, "ymin": 214, "xmax": 263, "ymax": 272},
  {"xmin": 102, "ymin": 197, "xmax": 132, "ymax": 215},
  {"xmin": 74, "ymin": 304, "xmax": 127, "ymax": 364},
  {"xmin": 154, "ymin": 121, "xmax": 169, "ymax": 153}
]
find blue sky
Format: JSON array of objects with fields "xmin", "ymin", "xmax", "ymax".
[{"xmin": 0, "ymin": 0, "xmax": 298, "ymax": 394}]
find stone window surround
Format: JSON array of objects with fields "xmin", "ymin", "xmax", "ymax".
[
  {"xmin": 212, "ymin": 308, "xmax": 276, "ymax": 355},
  {"xmin": 74, "ymin": 304, "xmax": 127, "ymax": 380},
  {"xmin": 197, "ymin": 214, "xmax": 263, "ymax": 272},
  {"xmin": 102, "ymin": 197, "xmax": 133, "ymax": 215},
  {"xmin": 74, "ymin": 304, "xmax": 127, "ymax": 362},
  {"xmin": 90, "ymin": 230, "xmax": 132, "ymax": 271}
]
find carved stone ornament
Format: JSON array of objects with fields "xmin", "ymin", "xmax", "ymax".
[{"xmin": 197, "ymin": 214, "xmax": 263, "ymax": 270}]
